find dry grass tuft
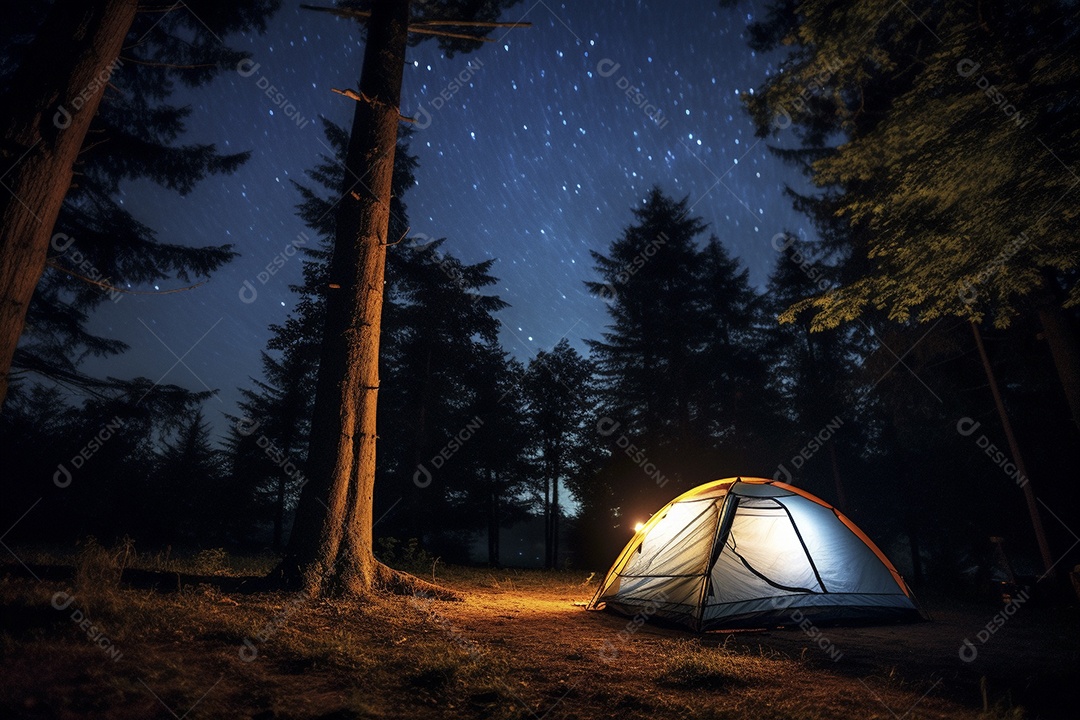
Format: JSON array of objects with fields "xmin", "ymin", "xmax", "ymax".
[{"xmin": 657, "ymin": 639, "xmax": 774, "ymax": 690}]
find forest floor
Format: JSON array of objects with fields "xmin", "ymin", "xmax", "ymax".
[{"xmin": 1, "ymin": 547, "xmax": 1077, "ymax": 720}]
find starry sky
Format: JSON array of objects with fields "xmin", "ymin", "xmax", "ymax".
[{"xmin": 82, "ymin": 0, "xmax": 815, "ymax": 439}]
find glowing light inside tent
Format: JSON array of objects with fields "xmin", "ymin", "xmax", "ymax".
[{"xmin": 633, "ymin": 522, "xmax": 645, "ymax": 533}]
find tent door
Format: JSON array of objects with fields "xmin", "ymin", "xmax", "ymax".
[{"xmin": 696, "ymin": 493, "xmax": 740, "ymax": 627}]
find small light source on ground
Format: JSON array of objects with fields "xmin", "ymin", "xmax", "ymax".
[{"xmin": 634, "ymin": 522, "xmax": 644, "ymax": 533}]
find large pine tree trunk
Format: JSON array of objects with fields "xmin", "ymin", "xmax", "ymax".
[
  {"xmin": 0, "ymin": 0, "xmax": 138, "ymax": 409},
  {"xmin": 278, "ymin": 0, "xmax": 414, "ymax": 596}
]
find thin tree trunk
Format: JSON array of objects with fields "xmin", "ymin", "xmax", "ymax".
[
  {"xmin": 906, "ymin": 515, "xmax": 923, "ymax": 586},
  {"xmin": 551, "ymin": 463, "xmax": 560, "ymax": 569},
  {"xmin": 274, "ymin": 471, "xmax": 286, "ymax": 552},
  {"xmin": 543, "ymin": 455, "xmax": 553, "ymax": 568},
  {"xmin": 0, "ymin": 0, "xmax": 138, "ymax": 409},
  {"xmin": 827, "ymin": 442, "xmax": 847, "ymax": 509},
  {"xmin": 407, "ymin": 346, "xmax": 433, "ymax": 540},
  {"xmin": 487, "ymin": 468, "xmax": 499, "ymax": 567},
  {"xmin": 278, "ymin": 0, "xmax": 413, "ymax": 596},
  {"xmin": 971, "ymin": 322, "xmax": 1055, "ymax": 578},
  {"xmin": 1036, "ymin": 300, "xmax": 1080, "ymax": 435},
  {"xmin": 273, "ymin": 410, "xmax": 300, "ymax": 553}
]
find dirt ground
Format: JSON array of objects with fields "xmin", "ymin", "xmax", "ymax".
[{"xmin": 1, "ymin": 561, "xmax": 1076, "ymax": 719}]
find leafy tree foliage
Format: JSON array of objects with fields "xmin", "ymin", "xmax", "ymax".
[
  {"xmin": 738, "ymin": 0, "xmax": 1080, "ymax": 429},
  {"xmin": 729, "ymin": 0, "xmax": 1080, "ymax": 574}
]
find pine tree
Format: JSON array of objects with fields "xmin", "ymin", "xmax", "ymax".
[
  {"xmin": 228, "ymin": 117, "xmax": 416, "ymax": 549},
  {"xmin": 156, "ymin": 410, "xmax": 225, "ymax": 544},
  {"xmin": 238, "ymin": 115, "xmax": 515, "ymax": 568},
  {"xmin": 0, "ymin": 0, "xmax": 281, "ymax": 406},
  {"xmin": 375, "ymin": 239, "xmax": 509, "ymax": 554},
  {"xmin": 580, "ymin": 188, "xmax": 782, "ymax": 564},
  {"xmin": 696, "ymin": 235, "xmax": 785, "ymax": 463},
  {"xmin": 280, "ymin": 0, "xmax": 525, "ymax": 596},
  {"xmin": 763, "ymin": 235, "xmax": 861, "ymax": 505},
  {"xmin": 225, "ymin": 349, "xmax": 314, "ymax": 551},
  {"xmin": 522, "ymin": 339, "xmax": 597, "ymax": 568},
  {"xmin": 586, "ymin": 188, "xmax": 707, "ymax": 444},
  {"xmin": 455, "ymin": 342, "xmax": 532, "ymax": 567}
]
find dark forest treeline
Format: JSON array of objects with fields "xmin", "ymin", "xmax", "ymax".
[
  {"xmin": 4, "ymin": 161, "xmax": 1076, "ymax": 583},
  {"xmin": 2, "ymin": 0, "xmax": 1078, "ymax": 591}
]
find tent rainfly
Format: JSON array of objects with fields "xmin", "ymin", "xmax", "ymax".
[{"xmin": 588, "ymin": 477, "xmax": 925, "ymax": 631}]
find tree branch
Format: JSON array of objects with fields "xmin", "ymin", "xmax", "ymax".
[
  {"xmin": 300, "ymin": 4, "xmax": 530, "ymax": 42},
  {"xmin": 119, "ymin": 55, "xmax": 219, "ymax": 69},
  {"xmin": 331, "ymin": 87, "xmax": 403, "ymax": 113},
  {"xmin": 405, "ymin": 26, "xmax": 497, "ymax": 42},
  {"xmin": 47, "ymin": 260, "xmax": 208, "ymax": 295}
]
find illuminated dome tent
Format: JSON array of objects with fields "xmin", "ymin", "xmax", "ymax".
[{"xmin": 588, "ymin": 477, "xmax": 924, "ymax": 631}]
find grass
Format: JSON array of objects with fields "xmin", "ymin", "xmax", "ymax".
[
  {"xmin": 15, "ymin": 538, "xmax": 280, "ymax": 578},
  {"xmin": 658, "ymin": 640, "xmax": 781, "ymax": 690},
  {"xmin": 1, "ymin": 544, "xmax": 1072, "ymax": 719}
]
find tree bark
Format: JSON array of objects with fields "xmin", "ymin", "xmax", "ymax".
[
  {"xmin": 278, "ymin": 0, "xmax": 418, "ymax": 596},
  {"xmin": 0, "ymin": 0, "xmax": 138, "ymax": 409}
]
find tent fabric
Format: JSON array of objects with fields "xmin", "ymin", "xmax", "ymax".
[{"xmin": 588, "ymin": 477, "xmax": 924, "ymax": 631}]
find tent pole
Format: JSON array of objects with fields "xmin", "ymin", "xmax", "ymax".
[{"xmin": 970, "ymin": 321, "xmax": 1055, "ymax": 578}]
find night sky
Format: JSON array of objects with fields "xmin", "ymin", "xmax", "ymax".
[{"xmin": 82, "ymin": 0, "xmax": 814, "ymax": 438}]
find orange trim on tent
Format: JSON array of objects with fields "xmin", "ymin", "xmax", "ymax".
[
  {"xmin": 589, "ymin": 476, "xmax": 916, "ymax": 608},
  {"xmin": 768, "ymin": 479, "xmax": 914, "ymax": 600}
]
